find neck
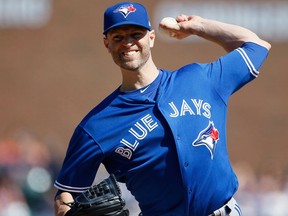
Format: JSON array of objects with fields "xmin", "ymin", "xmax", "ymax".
[{"xmin": 119, "ymin": 61, "xmax": 159, "ymax": 92}]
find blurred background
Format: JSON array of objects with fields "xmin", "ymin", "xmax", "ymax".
[{"xmin": 0, "ymin": 0, "xmax": 287, "ymax": 215}]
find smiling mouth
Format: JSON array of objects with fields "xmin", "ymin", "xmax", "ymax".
[{"xmin": 122, "ymin": 50, "xmax": 138, "ymax": 57}]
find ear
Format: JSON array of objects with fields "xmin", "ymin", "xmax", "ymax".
[
  {"xmin": 103, "ymin": 37, "xmax": 110, "ymax": 51},
  {"xmin": 149, "ymin": 30, "xmax": 156, "ymax": 48}
]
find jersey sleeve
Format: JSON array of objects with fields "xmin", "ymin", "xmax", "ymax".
[
  {"xmin": 209, "ymin": 42, "xmax": 269, "ymax": 102},
  {"xmin": 54, "ymin": 126, "xmax": 105, "ymax": 194}
]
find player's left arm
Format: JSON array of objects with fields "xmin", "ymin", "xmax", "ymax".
[{"xmin": 161, "ymin": 15, "xmax": 271, "ymax": 52}]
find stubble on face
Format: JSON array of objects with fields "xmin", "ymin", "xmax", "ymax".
[
  {"xmin": 114, "ymin": 44, "xmax": 151, "ymax": 71},
  {"xmin": 106, "ymin": 27, "xmax": 153, "ymax": 72}
]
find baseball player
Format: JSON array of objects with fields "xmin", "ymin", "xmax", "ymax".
[{"xmin": 54, "ymin": 2, "xmax": 271, "ymax": 216}]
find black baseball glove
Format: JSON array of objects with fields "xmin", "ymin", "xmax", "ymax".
[{"xmin": 64, "ymin": 174, "xmax": 129, "ymax": 216}]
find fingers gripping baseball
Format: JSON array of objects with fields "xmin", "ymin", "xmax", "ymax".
[
  {"xmin": 159, "ymin": 17, "xmax": 179, "ymax": 38},
  {"xmin": 159, "ymin": 15, "xmax": 202, "ymax": 39}
]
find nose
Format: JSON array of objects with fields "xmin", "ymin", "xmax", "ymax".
[{"xmin": 122, "ymin": 36, "xmax": 134, "ymax": 46}]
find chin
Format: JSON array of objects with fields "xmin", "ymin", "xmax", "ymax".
[{"xmin": 120, "ymin": 62, "xmax": 142, "ymax": 71}]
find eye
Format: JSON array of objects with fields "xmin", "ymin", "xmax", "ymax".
[
  {"xmin": 131, "ymin": 32, "xmax": 144, "ymax": 39},
  {"xmin": 112, "ymin": 35, "xmax": 124, "ymax": 42}
]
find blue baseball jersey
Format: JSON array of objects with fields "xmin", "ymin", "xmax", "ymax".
[{"xmin": 55, "ymin": 42, "xmax": 269, "ymax": 215}]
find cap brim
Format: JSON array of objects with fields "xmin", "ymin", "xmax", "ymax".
[{"xmin": 103, "ymin": 21, "xmax": 151, "ymax": 35}]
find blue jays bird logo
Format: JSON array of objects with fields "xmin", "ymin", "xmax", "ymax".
[
  {"xmin": 192, "ymin": 121, "xmax": 219, "ymax": 159},
  {"xmin": 114, "ymin": 4, "xmax": 136, "ymax": 18}
]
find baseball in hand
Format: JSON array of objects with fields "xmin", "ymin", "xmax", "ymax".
[{"xmin": 159, "ymin": 17, "xmax": 178, "ymax": 37}]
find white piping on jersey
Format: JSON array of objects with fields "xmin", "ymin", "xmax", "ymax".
[
  {"xmin": 54, "ymin": 180, "xmax": 90, "ymax": 193},
  {"xmin": 236, "ymin": 47, "xmax": 259, "ymax": 77}
]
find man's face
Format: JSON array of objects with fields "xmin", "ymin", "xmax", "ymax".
[{"xmin": 104, "ymin": 25, "xmax": 155, "ymax": 71}]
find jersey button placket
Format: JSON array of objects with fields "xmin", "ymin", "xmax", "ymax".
[{"xmin": 184, "ymin": 162, "xmax": 189, "ymax": 167}]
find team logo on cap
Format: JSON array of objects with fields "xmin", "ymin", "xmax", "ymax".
[
  {"xmin": 114, "ymin": 4, "xmax": 137, "ymax": 18},
  {"xmin": 192, "ymin": 121, "xmax": 219, "ymax": 159}
]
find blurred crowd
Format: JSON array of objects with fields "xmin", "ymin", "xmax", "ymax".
[
  {"xmin": 234, "ymin": 161, "xmax": 288, "ymax": 215},
  {"xmin": 0, "ymin": 131, "xmax": 287, "ymax": 216},
  {"xmin": 0, "ymin": 131, "xmax": 58, "ymax": 216}
]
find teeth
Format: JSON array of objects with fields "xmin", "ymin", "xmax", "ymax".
[{"xmin": 123, "ymin": 51, "xmax": 137, "ymax": 56}]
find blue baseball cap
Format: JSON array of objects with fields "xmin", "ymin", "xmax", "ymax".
[{"xmin": 103, "ymin": 2, "xmax": 152, "ymax": 35}]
